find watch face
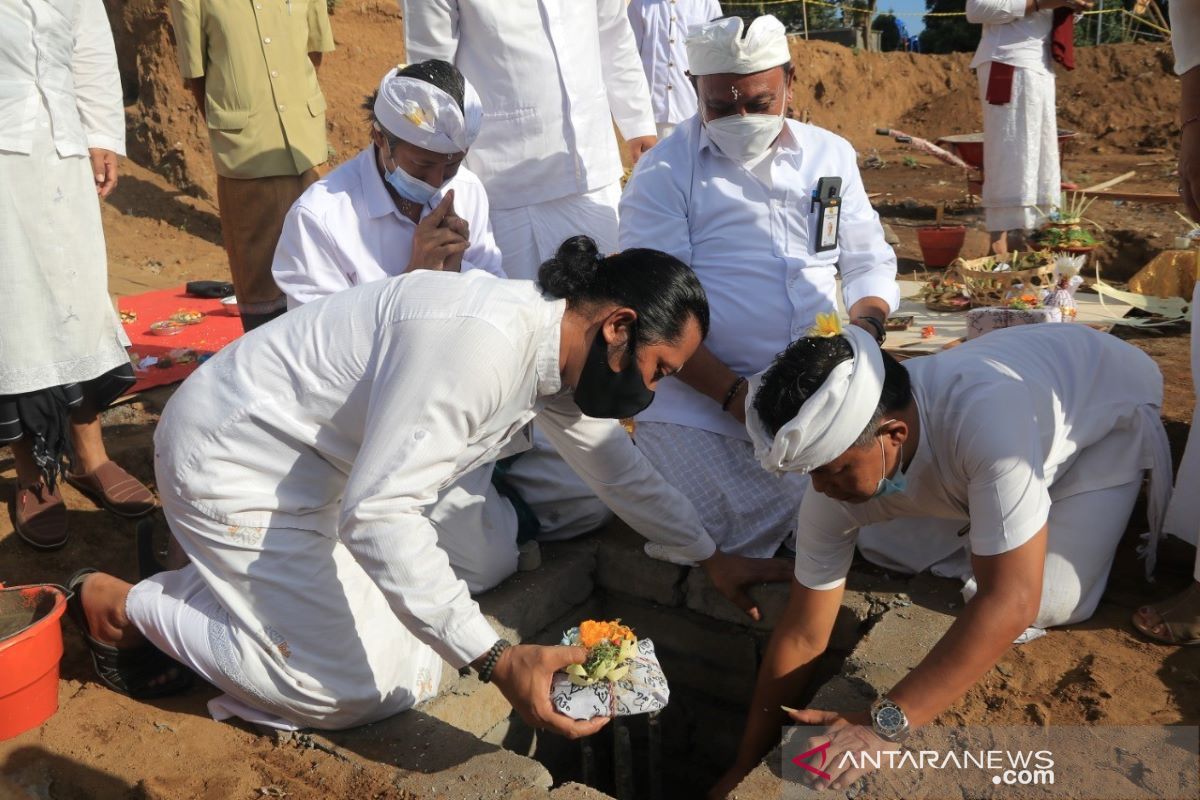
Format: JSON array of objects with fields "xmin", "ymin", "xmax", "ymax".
[{"xmin": 877, "ymin": 705, "xmax": 904, "ymax": 731}]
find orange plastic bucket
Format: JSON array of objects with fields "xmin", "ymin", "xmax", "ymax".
[{"xmin": 0, "ymin": 584, "xmax": 69, "ymax": 740}]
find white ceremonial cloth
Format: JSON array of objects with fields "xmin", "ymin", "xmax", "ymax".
[
  {"xmin": 684, "ymin": 13, "xmax": 791, "ymax": 77},
  {"xmin": 627, "ymin": 0, "xmax": 722, "ymax": 125},
  {"xmin": 0, "ymin": 0, "xmax": 126, "ymax": 157},
  {"xmin": 966, "ymin": 0, "xmax": 1053, "ymax": 73},
  {"xmin": 374, "ymin": 70, "xmax": 482, "ymax": 154},
  {"xmin": 788, "ymin": 324, "xmax": 1167, "ymax": 592},
  {"xmin": 150, "ymin": 272, "xmax": 716, "ymax": 722},
  {"xmin": 619, "ymin": 118, "xmax": 899, "ymax": 442},
  {"xmin": 977, "ymin": 62, "xmax": 1060, "ymax": 232},
  {"xmin": 402, "ymin": 0, "xmax": 655, "ymax": 210},
  {"xmin": 1163, "ymin": 284, "xmax": 1200, "ymax": 577},
  {"xmin": 0, "ymin": 100, "xmax": 129, "ymax": 394},
  {"xmin": 272, "ymin": 147, "xmax": 504, "ymax": 309},
  {"xmin": 1172, "ymin": 1, "xmax": 1200, "ymax": 75}
]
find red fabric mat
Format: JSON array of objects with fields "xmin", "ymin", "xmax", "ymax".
[{"xmin": 118, "ymin": 286, "xmax": 243, "ymax": 394}]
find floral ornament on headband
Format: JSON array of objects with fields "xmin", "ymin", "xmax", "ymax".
[{"xmin": 809, "ymin": 311, "xmax": 843, "ymax": 338}]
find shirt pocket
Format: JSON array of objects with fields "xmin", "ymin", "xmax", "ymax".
[
  {"xmin": 474, "ymin": 105, "xmax": 537, "ymax": 171},
  {"xmin": 205, "ymin": 99, "xmax": 249, "ymax": 131}
]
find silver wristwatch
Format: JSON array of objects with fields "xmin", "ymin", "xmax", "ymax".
[{"xmin": 870, "ymin": 697, "xmax": 910, "ymax": 743}]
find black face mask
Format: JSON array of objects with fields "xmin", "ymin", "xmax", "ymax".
[{"xmin": 573, "ymin": 326, "xmax": 655, "ymax": 419}]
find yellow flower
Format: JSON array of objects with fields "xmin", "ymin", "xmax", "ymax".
[{"xmin": 809, "ymin": 311, "xmax": 843, "ymax": 338}]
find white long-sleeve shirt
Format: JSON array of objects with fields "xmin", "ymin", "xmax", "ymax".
[
  {"xmin": 1172, "ymin": 1, "xmax": 1200, "ymax": 76},
  {"xmin": 402, "ymin": 0, "xmax": 656, "ymax": 209},
  {"xmin": 0, "ymin": 0, "xmax": 125, "ymax": 157},
  {"xmin": 966, "ymin": 0, "xmax": 1053, "ymax": 73},
  {"xmin": 619, "ymin": 117, "xmax": 899, "ymax": 442},
  {"xmin": 155, "ymin": 271, "xmax": 716, "ymax": 668},
  {"xmin": 272, "ymin": 147, "xmax": 505, "ymax": 309},
  {"xmin": 627, "ymin": 0, "xmax": 722, "ymax": 126}
]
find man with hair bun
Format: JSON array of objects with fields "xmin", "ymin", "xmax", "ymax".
[
  {"xmin": 711, "ymin": 322, "xmax": 1172, "ymax": 797},
  {"xmin": 66, "ymin": 242, "xmax": 788, "ymax": 735},
  {"xmin": 620, "ymin": 14, "xmax": 899, "ymax": 560}
]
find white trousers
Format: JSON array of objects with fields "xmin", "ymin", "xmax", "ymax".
[
  {"xmin": 634, "ymin": 422, "xmax": 808, "ymax": 558},
  {"xmin": 126, "ymin": 496, "xmax": 446, "ymax": 731},
  {"xmin": 977, "ymin": 62, "xmax": 1061, "ymax": 233},
  {"xmin": 857, "ymin": 479, "xmax": 1143, "ymax": 632},
  {"xmin": 1162, "ymin": 281, "xmax": 1200, "ymax": 580},
  {"xmin": 489, "ymin": 182, "xmax": 622, "ymax": 280},
  {"xmin": 486, "ymin": 182, "xmax": 621, "ymax": 539}
]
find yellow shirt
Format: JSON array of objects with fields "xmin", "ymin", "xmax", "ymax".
[{"xmin": 169, "ymin": 0, "xmax": 335, "ymax": 179}]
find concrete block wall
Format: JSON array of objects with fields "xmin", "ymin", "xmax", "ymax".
[{"xmin": 409, "ymin": 521, "xmax": 949, "ymax": 798}]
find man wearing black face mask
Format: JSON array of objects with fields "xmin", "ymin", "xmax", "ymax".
[{"xmin": 619, "ymin": 15, "xmax": 900, "ymax": 561}]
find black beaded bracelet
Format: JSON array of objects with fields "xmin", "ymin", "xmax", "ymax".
[
  {"xmin": 855, "ymin": 315, "xmax": 886, "ymax": 344},
  {"xmin": 478, "ymin": 638, "xmax": 512, "ymax": 683},
  {"xmin": 721, "ymin": 376, "xmax": 747, "ymax": 411}
]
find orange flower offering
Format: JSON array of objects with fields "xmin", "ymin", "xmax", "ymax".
[
  {"xmin": 170, "ymin": 308, "xmax": 205, "ymax": 325},
  {"xmin": 578, "ymin": 619, "xmax": 635, "ymax": 649}
]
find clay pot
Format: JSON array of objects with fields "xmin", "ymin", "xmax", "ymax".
[{"xmin": 917, "ymin": 226, "xmax": 967, "ymax": 269}]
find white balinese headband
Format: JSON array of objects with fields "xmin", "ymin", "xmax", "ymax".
[
  {"xmin": 686, "ymin": 14, "xmax": 791, "ymax": 76},
  {"xmin": 746, "ymin": 322, "xmax": 884, "ymax": 475},
  {"xmin": 374, "ymin": 67, "xmax": 483, "ymax": 154}
]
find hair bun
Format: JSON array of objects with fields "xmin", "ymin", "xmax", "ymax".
[{"xmin": 538, "ymin": 235, "xmax": 602, "ymax": 299}]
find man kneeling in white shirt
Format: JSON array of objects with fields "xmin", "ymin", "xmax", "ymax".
[
  {"xmin": 620, "ymin": 15, "xmax": 899, "ymax": 559},
  {"xmin": 711, "ymin": 322, "xmax": 1172, "ymax": 796},
  {"xmin": 270, "ymin": 62, "xmax": 515, "ymax": 594}
]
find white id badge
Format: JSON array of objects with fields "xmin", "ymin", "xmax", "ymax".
[{"xmin": 819, "ymin": 203, "xmax": 840, "ymax": 250}]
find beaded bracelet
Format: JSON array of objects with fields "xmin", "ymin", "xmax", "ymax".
[
  {"xmin": 721, "ymin": 376, "xmax": 747, "ymax": 411},
  {"xmin": 478, "ymin": 638, "xmax": 512, "ymax": 684}
]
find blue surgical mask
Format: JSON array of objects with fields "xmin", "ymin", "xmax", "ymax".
[
  {"xmin": 873, "ymin": 433, "xmax": 907, "ymax": 498},
  {"xmin": 382, "ymin": 151, "xmax": 440, "ymax": 205}
]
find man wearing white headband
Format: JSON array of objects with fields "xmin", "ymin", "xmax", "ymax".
[
  {"xmin": 712, "ymin": 322, "xmax": 1172, "ymax": 796},
  {"xmin": 270, "ymin": 61, "xmax": 525, "ymax": 594},
  {"xmin": 620, "ymin": 14, "xmax": 899, "ymax": 559},
  {"xmin": 273, "ymin": 60, "xmax": 503, "ymax": 307}
]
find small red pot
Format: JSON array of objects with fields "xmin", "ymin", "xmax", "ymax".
[{"xmin": 917, "ymin": 226, "xmax": 967, "ymax": 269}]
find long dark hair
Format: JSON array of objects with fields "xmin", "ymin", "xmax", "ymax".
[{"xmin": 538, "ymin": 236, "xmax": 710, "ymax": 345}]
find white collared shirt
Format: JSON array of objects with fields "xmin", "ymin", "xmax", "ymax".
[
  {"xmin": 272, "ymin": 147, "xmax": 505, "ymax": 309},
  {"xmin": 619, "ymin": 116, "xmax": 899, "ymax": 442},
  {"xmin": 627, "ymin": 0, "xmax": 722, "ymax": 125},
  {"xmin": 791, "ymin": 325, "xmax": 1164, "ymax": 591},
  {"xmin": 402, "ymin": 0, "xmax": 656, "ymax": 209},
  {"xmin": 156, "ymin": 271, "xmax": 716, "ymax": 667},
  {"xmin": 0, "ymin": 0, "xmax": 125, "ymax": 157},
  {"xmin": 966, "ymin": 0, "xmax": 1053, "ymax": 73}
]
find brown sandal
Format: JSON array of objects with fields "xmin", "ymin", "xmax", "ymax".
[
  {"xmin": 1132, "ymin": 582, "xmax": 1200, "ymax": 645},
  {"xmin": 11, "ymin": 482, "xmax": 68, "ymax": 550},
  {"xmin": 66, "ymin": 461, "xmax": 156, "ymax": 518}
]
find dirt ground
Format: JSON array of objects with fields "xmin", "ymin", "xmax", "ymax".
[{"xmin": 3, "ymin": 2, "xmax": 1200, "ymax": 797}]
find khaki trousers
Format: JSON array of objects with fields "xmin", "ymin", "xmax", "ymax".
[{"xmin": 216, "ymin": 170, "xmax": 319, "ymax": 315}]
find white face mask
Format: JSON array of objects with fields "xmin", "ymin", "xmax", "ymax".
[{"xmin": 704, "ymin": 110, "xmax": 785, "ymax": 163}]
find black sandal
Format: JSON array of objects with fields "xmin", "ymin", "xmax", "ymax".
[
  {"xmin": 65, "ymin": 568, "xmax": 194, "ymax": 698},
  {"xmin": 136, "ymin": 517, "xmax": 168, "ymax": 580}
]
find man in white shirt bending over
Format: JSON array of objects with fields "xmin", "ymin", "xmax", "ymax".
[
  {"xmin": 966, "ymin": 0, "xmax": 1091, "ymax": 256},
  {"xmin": 402, "ymin": 0, "xmax": 659, "ymax": 543},
  {"xmin": 711, "ymin": 321, "xmax": 1172, "ymax": 796},
  {"xmin": 619, "ymin": 14, "xmax": 899, "ymax": 558},
  {"xmin": 627, "ymin": 0, "xmax": 722, "ymax": 140}
]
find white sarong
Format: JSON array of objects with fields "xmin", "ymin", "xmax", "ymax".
[
  {"xmin": 1162, "ymin": 281, "xmax": 1200, "ymax": 580},
  {"xmin": 977, "ymin": 62, "xmax": 1061, "ymax": 233},
  {"xmin": 0, "ymin": 101, "xmax": 129, "ymax": 394},
  {"xmin": 634, "ymin": 422, "xmax": 808, "ymax": 558}
]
